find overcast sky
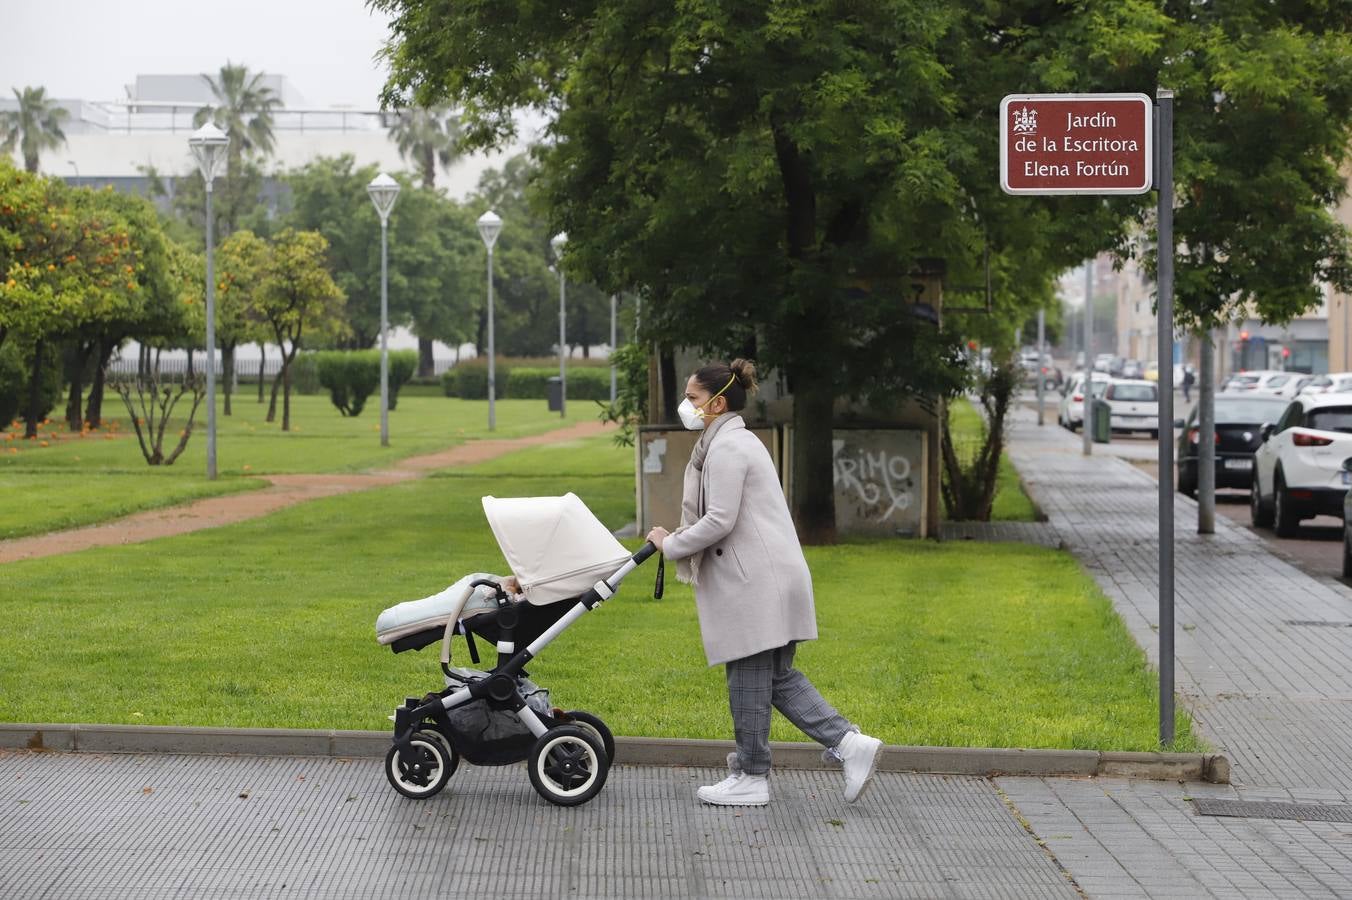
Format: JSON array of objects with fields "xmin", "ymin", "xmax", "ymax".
[{"xmin": 0, "ymin": 0, "xmax": 396, "ymax": 108}]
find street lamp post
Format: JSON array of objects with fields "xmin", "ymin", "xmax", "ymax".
[
  {"xmin": 188, "ymin": 123, "xmax": 229, "ymax": 481},
  {"xmin": 551, "ymin": 231, "xmax": 568, "ymax": 418},
  {"xmin": 366, "ymin": 173, "xmax": 401, "ymax": 448},
  {"xmin": 477, "ymin": 211, "xmax": 503, "ymax": 431}
]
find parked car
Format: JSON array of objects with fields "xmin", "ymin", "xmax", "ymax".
[
  {"xmin": 1175, "ymin": 395, "xmax": 1288, "ymax": 497},
  {"xmin": 1251, "ymin": 394, "xmax": 1352, "ymax": 536},
  {"xmin": 1221, "ymin": 370, "xmax": 1301, "ymax": 395},
  {"xmin": 1300, "ymin": 372, "xmax": 1352, "ymax": 396},
  {"xmin": 1103, "ymin": 379, "xmax": 1160, "ymax": 437},
  {"xmin": 1093, "ymin": 353, "xmax": 1115, "ymax": 373},
  {"xmin": 1264, "ymin": 372, "xmax": 1315, "ymax": 399},
  {"xmin": 1057, "ymin": 372, "xmax": 1109, "ymax": 431},
  {"xmin": 1121, "ymin": 359, "xmax": 1145, "ymax": 380}
]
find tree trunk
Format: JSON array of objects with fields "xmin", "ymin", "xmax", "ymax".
[
  {"xmin": 658, "ymin": 350, "xmax": 679, "ymax": 423},
  {"xmin": 281, "ymin": 352, "xmax": 294, "ymax": 431},
  {"xmin": 222, "ymin": 344, "xmax": 235, "ymax": 416},
  {"xmin": 418, "ymin": 336, "xmax": 435, "ymax": 378},
  {"xmin": 186, "ymin": 348, "xmax": 194, "ymax": 378},
  {"xmin": 257, "ymin": 345, "xmax": 266, "ymax": 402},
  {"xmin": 475, "ymin": 308, "xmax": 486, "ymax": 356},
  {"xmin": 23, "ymin": 339, "xmax": 44, "ymax": 439},
  {"xmin": 85, "ymin": 338, "xmax": 116, "ymax": 429},
  {"xmin": 64, "ymin": 343, "xmax": 86, "ymax": 432},
  {"xmin": 790, "ymin": 367, "xmax": 837, "ymax": 544},
  {"xmin": 422, "ymin": 145, "xmax": 436, "ymax": 190},
  {"xmin": 267, "ymin": 368, "xmax": 282, "ymax": 422}
]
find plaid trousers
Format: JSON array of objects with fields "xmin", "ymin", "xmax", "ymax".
[{"xmin": 724, "ymin": 642, "xmax": 852, "ymax": 776}]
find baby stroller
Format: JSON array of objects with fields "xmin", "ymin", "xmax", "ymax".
[{"xmin": 375, "ymin": 493, "xmax": 658, "ymax": 807}]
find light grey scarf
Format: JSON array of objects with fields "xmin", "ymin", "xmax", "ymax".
[{"xmin": 674, "ymin": 412, "xmax": 740, "ymax": 586}]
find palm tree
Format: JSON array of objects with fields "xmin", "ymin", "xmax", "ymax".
[
  {"xmin": 193, "ymin": 62, "xmax": 281, "ymax": 159},
  {"xmin": 390, "ymin": 106, "xmax": 463, "ymax": 375},
  {"xmin": 0, "ymin": 86, "xmax": 70, "ymax": 173},
  {"xmin": 189, "ymin": 63, "xmax": 281, "ymax": 239},
  {"xmin": 389, "ymin": 107, "xmax": 461, "ymax": 189}
]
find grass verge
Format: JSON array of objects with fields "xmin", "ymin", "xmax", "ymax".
[
  {"xmin": 1, "ymin": 434, "xmax": 1198, "ymax": 752},
  {"xmin": 0, "ymin": 396, "xmax": 597, "ymax": 539},
  {"xmin": 947, "ymin": 399, "xmax": 1039, "ymax": 522}
]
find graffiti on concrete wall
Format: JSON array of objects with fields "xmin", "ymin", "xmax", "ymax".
[{"xmin": 831, "ymin": 431, "xmax": 924, "ymax": 534}]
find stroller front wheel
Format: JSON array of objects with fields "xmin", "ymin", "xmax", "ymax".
[
  {"xmin": 385, "ymin": 735, "xmax": 453, "ymax": 800},
  {"xmin": 561, "ymin": 710, "xmax": 616, "ymax": 764},
  {"xmin": 528, "ymin": 724, "xmax": 609, "ymax": 807}
]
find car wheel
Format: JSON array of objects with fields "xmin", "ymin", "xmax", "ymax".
[
  {"xmin": 1273, "ymin": 469, "xmax": 1300, "ymax": 538},
  {"xmin": 1251, "ymin": 471, "xmax": 1274, "ymax": 527}
]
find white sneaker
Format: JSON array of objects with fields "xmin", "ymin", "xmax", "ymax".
[
  {"xmin": 697, "ymin": 753, "xmax": 769, "ymax": 806},
  {"xmin": 836, "ymin": 731, "xmax": 883, "ymax": 803}
]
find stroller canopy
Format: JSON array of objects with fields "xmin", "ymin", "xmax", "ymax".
[{"xmin": 482, "ymin": 493, "xmax": 631, "ymax": 606}]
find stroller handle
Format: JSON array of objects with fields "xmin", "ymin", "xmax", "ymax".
[{"xmin": 631, "ymin": 540, "xmax": 659, "ymax": 565}]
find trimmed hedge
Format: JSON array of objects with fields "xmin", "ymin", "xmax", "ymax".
[
  {"xmin": 506, "ymin": 367, "xmax": 616, "ymax": 401},
  {"xmin": 442, "ymin": 356, "xmax": 615, "ymax": 399},
  {"xmin": 314, "ymin": 350, "xmax": 417, "ymax": 416}
]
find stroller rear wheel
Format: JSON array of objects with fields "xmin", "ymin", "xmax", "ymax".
[
  {"xmin": 528, "ymin": 724, "xmax": 609, "ymax": 807},
  {"xmin": 561, "ymin": 710, "xmax": 616, "ymax": 764},
  {"xmin": 386, "ymin": 734, "xmax": 453, "ymax": 799}
]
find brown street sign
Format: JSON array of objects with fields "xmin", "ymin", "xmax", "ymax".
[{"xmin": 1000, "ymin": 93, "xmax": 1153, "ymax": 195}]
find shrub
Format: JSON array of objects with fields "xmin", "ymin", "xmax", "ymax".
[
  {"xmin": 291, "ymin": 353, "xmax": 322, "ymax": 395},
  {"xmin": 445, "ymin": 356, "xmax": 614, "ymax": 400},
  {"xmin": 0, "ymin": 342, "xmax": 63, "ymax": 431},
  {"xmin": 314, "ymin": 350, "xmax": 417, "ymax": 417},
  {"xmin": 506, "ymin": 367, "xmax": 616, "ymax": 400}
]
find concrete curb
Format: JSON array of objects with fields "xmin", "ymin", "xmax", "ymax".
[{"xmin": 0, "ymin": 723, "xmax": 1229, "ymax": 783}]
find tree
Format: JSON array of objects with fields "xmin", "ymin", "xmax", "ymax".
[
  {"xmin": 0, "ymin": 165, "xmax": 136, "ymax": 436},
  {"xmin": 1139, "ymin": 7, "xmax": 1352, "ymax": 532},
  {"xmin": 373, "ymin": 0, "xmax": 1138, "ymax": 541},
  {"xmin": 470, "ymin": 155, "xmax": 614, "ymax": 359},
  {"xmin": 281, "ymin": 155, "xmax": 478, "ymax": 364},
  {"xmin": 0, "ymin": 86, "xmax": 69, "ymax": 174},
  {"xmin": 390, "ymin": 106, "xmax": 461, "ymax": 190},
  {"xmin": 254, "ymin": 228, "xmax": 346, "ymax": 430},
  {"xmin": 215, "ymin": 230, "xmax": 270, "ymax": 415},
  {"xmin": 389, "ymin": 106, "xmax": 464, "ymax": 373}
]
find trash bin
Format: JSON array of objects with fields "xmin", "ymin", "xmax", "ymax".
[
  {"xmin": 1091, "ymin": 398, "xmax": 1112, "ymax": 443},
  {"xmin": 546, "ymin": 376, "xmax": 563, "ymax": 412}
]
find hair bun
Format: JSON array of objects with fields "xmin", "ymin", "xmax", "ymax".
[{"xmin": 730, "ymin": 358, "xmax": 758, "ymax": 393}]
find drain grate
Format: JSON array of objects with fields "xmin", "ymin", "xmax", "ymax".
[
  {"xmin": 1283, "ymin": 620, "xmax": 1352, "ymax": 628},
  {"xmin": 1193, "ymin": 799, "xmax": 1352, "ymax": 823}
]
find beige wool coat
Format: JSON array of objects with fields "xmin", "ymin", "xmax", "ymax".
[{"xmin": 662, "ymin": 416, "xmax": 818, "ymax": 665}]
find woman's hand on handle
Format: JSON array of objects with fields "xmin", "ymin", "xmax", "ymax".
[{"xmin": 645, "ymin": 526, "xmax": 670, "ymax": 552}]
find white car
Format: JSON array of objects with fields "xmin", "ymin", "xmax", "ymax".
[
  {"xmin": 1057, "ymin": 372, "xmax": 1108, "ymax": 431},
  {"xmin": 1251, "ymin": 393, "xmax": 1352, "ymax": 536},
  {"xmin": 1300, "ymin": 372, "xmax": 1352, "ymax": 396},
  {"xmin": 1103, "ymin": 379, "xmax": 1160, "ymax": 437},
  {"xmin": 1222, "ymin": 370, "xmax": 1305, "ymax": 396}
]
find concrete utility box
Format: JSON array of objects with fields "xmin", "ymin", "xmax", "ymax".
[
  {"xmin": 637, "ymin": 425, "xmax": 781, "ymax": 533},
  {"xmin": 828, "ymin": 428, "xmax": 929, "ymax": 537}
]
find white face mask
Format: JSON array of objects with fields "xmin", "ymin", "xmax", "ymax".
[
  {"xmin": 677, "ymin": 397, "xmax": 706, "ymax": 431},
  {"xmin": 678, "ymin": 373, "xmax": 737, "ymax": 431}
]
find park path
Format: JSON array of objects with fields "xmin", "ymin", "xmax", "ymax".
[{"xmin": 0, "ymin": 419, "xmax": 612, "ymax": 565}]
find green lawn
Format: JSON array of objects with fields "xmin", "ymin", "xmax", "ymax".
[
  {"xmin": 947, "ymin": 399, "xmax": 1039, "ymax": 522},
  {"xmin": 0, "ymin": 395, "xmax": 598, "ymax": 539},
  {"xmin": 0, "ymin": 434, "xmax": 1198, "ymax": 752}
]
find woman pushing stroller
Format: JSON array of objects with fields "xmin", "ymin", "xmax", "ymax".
[{"xmin": 646, "ymin": 359, "xmax": 883, "ymax": 807}]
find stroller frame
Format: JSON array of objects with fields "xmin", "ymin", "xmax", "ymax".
[{"xmin": 387, "ymin": 541, "xmax": 657, "ymax": 806}]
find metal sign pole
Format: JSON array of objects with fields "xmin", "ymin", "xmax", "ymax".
[
  {"xmin": 1036, "ymin": 307, "xmax": 1046, "ymax": 426},
  {"xmin": 1156, "ymin": 88, "xmax": 1176, "ymax": 745},
  {"xmin": 1083, "ymin": 260, "xmax": 1093, "ymax": 455}
]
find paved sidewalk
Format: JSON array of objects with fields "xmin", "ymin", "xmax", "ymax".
[
  {"xmin": 996, "ymin": 406, "xmax": 1352, "ymax": 897},
  {"xmin": 0, "ymin": 750, "xmax": 1077, "ymax": 899}
]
